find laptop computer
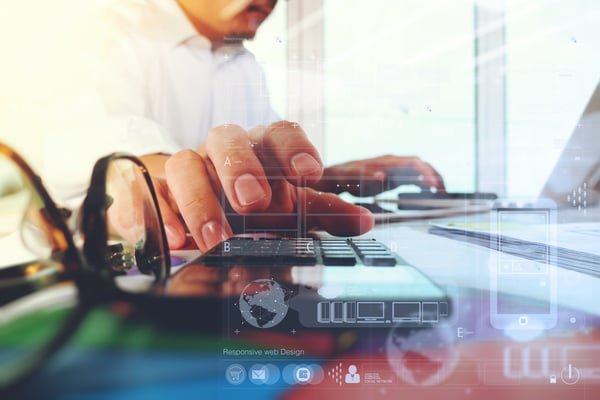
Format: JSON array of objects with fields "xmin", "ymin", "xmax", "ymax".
[
  {"xmin": 354, "ymin": 81, "xmax": 600, "ymax": 222},
  {"xmin": 539, "ymin": 81, "xmax": 600, "ymax": 210}
]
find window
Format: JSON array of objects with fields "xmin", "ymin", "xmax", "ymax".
[
  {"xmin": 504, "ymin": 0, "xmax": 600, "ymax": 197},
  {"xmin": 322, "ymin": 0, "xmax": 476, "ymax": 192},
  {"xmin": 245, "ymin": 1, "xmax": 288, "ymax": 120},
  {"xmin": 254, "ymin": 0, "xmax": 600, "ymax": 197}
]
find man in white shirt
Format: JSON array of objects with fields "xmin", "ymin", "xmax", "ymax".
[{"xmin": 40, "ymin": 0, "xmax": 445, "ymax": 251}]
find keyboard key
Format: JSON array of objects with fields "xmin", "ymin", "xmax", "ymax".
[
  {"xmin": 321, "ymin": 254, "xmax": 357, "ymax": 266},
  {"xmin": 201, "ymin": 237, "xmax": 398, "ymax": 267},
  {"xmin": 361, "ymin": 255, "xmax": 397, "ymax": 266},
  {"xmin": 348, "ymin": 239, "xmax": 397, "ymax": 266},
  {"xmin": 319, "ymin": 240, "xmax": 357, "ymax": 266}
]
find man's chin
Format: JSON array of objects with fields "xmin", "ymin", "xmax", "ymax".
[
  {"xmin": 223, "ymin": 36, "xmax": 248, "ymax": 44},
  {"xmin": 225, "ymin": 18, "xmax": 264, "ymax": 40},
  {"xmin": 224, "ymin": 31, "xmax": 257, "ymax": 43}
]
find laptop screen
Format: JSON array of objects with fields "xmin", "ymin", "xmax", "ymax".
[{"xmin": 539, "ymin": 82, "xmax": 600, "ymax": 209}]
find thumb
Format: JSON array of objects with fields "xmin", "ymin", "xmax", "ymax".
[{"xmin": 153, "ymin": 182, "xmax": 187, "ymax": 249}]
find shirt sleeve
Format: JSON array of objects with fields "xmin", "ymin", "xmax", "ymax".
[{"xmin": 38, "ymin": 4, "xmax": 181, "ymax": 207}]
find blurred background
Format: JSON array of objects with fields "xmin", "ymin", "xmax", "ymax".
[{"xmin": 1, "ymin": 0, "xmax": 599, "ymax": 197}]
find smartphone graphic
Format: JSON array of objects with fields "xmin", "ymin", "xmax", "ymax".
[{"xmin": 490, "ymin": 202, "xmax": 557, "ymax": 330}]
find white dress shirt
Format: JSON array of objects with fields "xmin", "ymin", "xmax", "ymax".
[{"xmin": 42, "ymin": 0, "xmax": 278, "ymax": 204}]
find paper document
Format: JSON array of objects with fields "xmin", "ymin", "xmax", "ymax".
[{"xmin": 429, "ymin": 221, "xmax": 600, "ymax": 277}]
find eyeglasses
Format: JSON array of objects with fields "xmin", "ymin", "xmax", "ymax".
[{"xmin": 0, "ymin": 142, "xmax": 171, "ymax": 391}]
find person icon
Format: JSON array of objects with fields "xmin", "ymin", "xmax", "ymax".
[{"xmin": 345, "ymin": 364, "xmax": 360, "ymax": 384}]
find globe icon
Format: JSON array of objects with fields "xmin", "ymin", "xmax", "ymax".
[
  {"xmin": 238, "ymin": 279, "xmax": 289, "ymax": 328},
  {"xmin": 386, "ymin": 323, "xmax": 459, "ymax": 386}
]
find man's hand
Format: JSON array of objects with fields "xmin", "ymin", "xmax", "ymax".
[
  {"xmin": 313, "ymin": 155, "xmax": 446, "ymax": 197},
  {"xmin": 144, "ymin": 121, "xmax": 374, "ymax": 252}
]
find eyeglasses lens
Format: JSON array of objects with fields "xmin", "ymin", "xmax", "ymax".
[
  {"xmin": 98, "ymin": 158, "xmax": 169, "ymax": 292},
  {"xmin": 0, "ymin": 153, "xmax": 77, "ymax": 385}
]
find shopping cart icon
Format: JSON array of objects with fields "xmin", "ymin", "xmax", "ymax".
[{"xmin": 225, "ymin": 364, "xmax": 246, "ymax": 385}]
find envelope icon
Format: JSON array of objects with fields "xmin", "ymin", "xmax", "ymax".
[{"xmin": 252, "ymin": 368, "xmax": 267, "ymax": 380}]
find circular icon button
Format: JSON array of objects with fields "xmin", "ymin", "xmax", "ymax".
[
  {"xmin": 249, "ymin": 364, "xmax": 269, "ymax": 385},
  {"xmin": 561, "ymin": 364, "xmax": 580, "ymax": 385},
  {"xmin": 225, "ymin": 364, "xmax": 246, "ymax": 385},
  {"xmin": 295, "ymin": 366, "xmax": 312, "ymax": 383}
]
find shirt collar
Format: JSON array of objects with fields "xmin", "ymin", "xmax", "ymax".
[
  {"xmin": 151, "ymin": 0, "xmax": 203, "ymax": 48},
  {"xmin": 153, "ymin": 0, "xmax": 247, "ymax": 57}
]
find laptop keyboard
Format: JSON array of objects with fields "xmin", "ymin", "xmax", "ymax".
[{"xmin": 202, "ymin": 238, "xmax": 398, "ymax": 267}]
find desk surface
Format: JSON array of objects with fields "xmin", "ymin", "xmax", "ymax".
[{"xmin": 5, "ymin": 210, "xmax": 600, "ymax": 399}]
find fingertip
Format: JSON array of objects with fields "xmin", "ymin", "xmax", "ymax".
[
  {"xmin": 430, "ymin": 178, "xmax": 446, "ymax": 193},
  {"xmin": 373, "ymin": 170, "xmax": 386, "ymax": 181},
  {"xmin": 165, "ymin": 223, "xmax": 187, "ymax": 249},
  {"xmin": 248, "ymin": 125, "xmax": 268, "ymax": 142},
  {"xmin": 199, "ymin": 219, "xmax": 232, "ymax": 251},
  {"xmin": 321, "ymin": 203, "xmax": 375, "ymax": 237},
  {"xmin": 255, "ymin": 121, "xmax": 324, "ymax": 185},
  {"xmin": 438, "ymin": 177, "xmax": 447, "ymax": 193},
  {"xmin": 291, "ymin": 152, "xmax": 323, "ymax": 180},
  {"xmin": 355, "ymin": 205, "xmax": 375, "ymax": 235}
]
